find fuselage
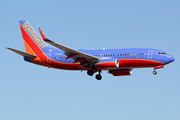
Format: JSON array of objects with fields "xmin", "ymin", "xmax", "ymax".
[
  {"xmin": 7, "ymin": 20, "xmax": 175, "ymax": 80},
  {"xmin": 26, "ymin": 48, "xmax": 175, "ymax": 70}
]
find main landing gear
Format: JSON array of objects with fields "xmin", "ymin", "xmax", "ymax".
[
  {"xmin": 87, "ymin": 70, "xmax": 94, "ymax": 76},
  {"xmin": 87, "ymin": 70, "xmax": 102, "ymax": 80},
  {"xmin": 95, "ymin": 72, "xmax": 102, "ymax": 80}
]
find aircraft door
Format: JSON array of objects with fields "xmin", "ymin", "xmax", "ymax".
[
  {"xmin": 47, "ymin": 53, "xmax": 51, "ymax": 63},
  {"xmin": 148, "ymin": 50, "xmax": 153, "ymax": 59}
]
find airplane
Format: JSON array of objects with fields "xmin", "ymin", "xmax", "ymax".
[{"xmin": 7, "ymin": 20, "xmax": 175, "ymax": 80}]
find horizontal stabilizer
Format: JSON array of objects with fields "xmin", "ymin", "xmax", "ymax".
[{"xmin": 6, "ymin": 47, "xmax": 37, "ymax": 58}]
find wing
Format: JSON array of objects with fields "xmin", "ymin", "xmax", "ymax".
[
  {"xmin": 6, "ymin": 47, "xmax": 37, "ymax": 58},
  {"xmin": 39, "ymin": 28, "xmax": 99, "ymax": 63}
]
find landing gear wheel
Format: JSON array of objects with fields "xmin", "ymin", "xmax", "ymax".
[
  {"xmin": 95, "ymin": 74, "xmax": 102, "ymax": 80},
  {"xmin": 153, "ymin": 71, "xmax": 157, "ymax": 75},
  {"xmin": 87, "ymin": 70, "xmax": 94, "ymax": 76}
]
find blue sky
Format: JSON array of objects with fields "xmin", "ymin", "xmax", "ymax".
[{"xmin": 1, "ymin": 0, "xmax": 179, "ymax": 120}]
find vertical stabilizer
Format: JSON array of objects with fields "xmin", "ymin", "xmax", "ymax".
[{"xmin": 19, "ymin": 20, "xmax": 48, "ymax": 55}]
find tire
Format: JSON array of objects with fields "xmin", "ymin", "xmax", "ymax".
[
  {"xmin": 153, "ymin": 71, "xmax": 157, "ymax": 75},
  {"xmin": 87, "ymin": 70, "xmax": 94, "ymax": 76},
  {"xmin": 95, "ymin": 74, "xmax": 102, "ymax": 80}
]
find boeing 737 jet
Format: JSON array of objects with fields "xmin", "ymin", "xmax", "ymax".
[{"xmin": 7, "ymin": 20, "xmax": 175, "ymax": 80}]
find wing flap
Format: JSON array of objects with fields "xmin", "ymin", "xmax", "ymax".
[{"xmin": 6, "ymin": 47, "xmax": 37, "ymax": 58}]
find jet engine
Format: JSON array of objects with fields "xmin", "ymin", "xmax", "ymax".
[
  {"xmin": 97, "ymin": 59, "xmax": 119, "ymax": 69},
  {"xmin": 109, "ymin": 68, "xmax": 133, "ymax": 76}
]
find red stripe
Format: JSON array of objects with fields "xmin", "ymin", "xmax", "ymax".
[{"xmin": 118, "ymin": 59, "xmax": 165, "ymax": 68}]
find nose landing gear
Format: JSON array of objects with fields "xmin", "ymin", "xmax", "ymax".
[
  {"xmin": 153, "ymin": 70, "xmax": 157, "ymax": 75},
  {"xmin": 153, "ymin": 65, "xmax": 164, "ymax": 75}
]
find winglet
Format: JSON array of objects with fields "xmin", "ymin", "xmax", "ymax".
[{"xmin": 38, "ymin": 28, "xmax": 50, "ymax": 42}]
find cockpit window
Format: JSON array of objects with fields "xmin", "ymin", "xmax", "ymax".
[{"xmin": 158, "ymin": 52, "xmax": 167, "ymax": 55}]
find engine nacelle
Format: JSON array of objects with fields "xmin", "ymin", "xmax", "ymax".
[
  {"xmin": 109, "ymin": 68, "xmax": 133, "ymax": 76},
  {"xmin": 97, "ymin": 59, "xmax": 119, "ymax": 69}
]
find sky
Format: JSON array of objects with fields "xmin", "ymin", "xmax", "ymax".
[{"xmin": 0, "ymin": 0, "xmax": 180, "ymax": 120}]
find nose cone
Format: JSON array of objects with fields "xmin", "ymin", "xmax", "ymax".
[{"xmin": 166, "ymin": 55, "xmax": 175, "ymax": 64}]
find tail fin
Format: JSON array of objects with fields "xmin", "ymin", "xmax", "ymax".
[{"xmin": 19, "ymin": 20, "xmax": 48, "ymax": 55}]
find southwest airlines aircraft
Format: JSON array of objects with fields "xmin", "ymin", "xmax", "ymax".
[{"xmin": 7, "ymin": 20, "xmax": 175, "ymax": 80}]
